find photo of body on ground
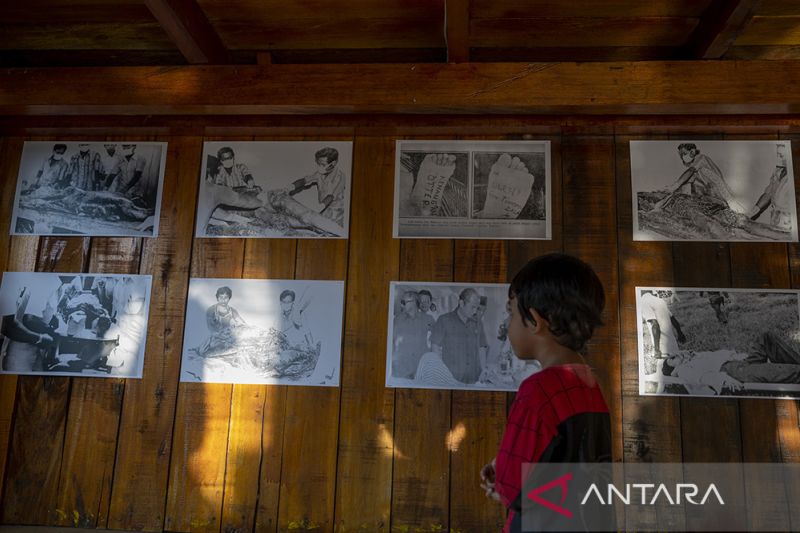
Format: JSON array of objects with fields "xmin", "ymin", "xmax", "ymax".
[
  {"xmin": 0, "ymin": 272, "xmax": 152, "ymax": 378},
  {"xmin": 196, "ymin": 141, "xmax": 352, "ymax": 238},
  {"xmin": 631, "ymin": 140, "xmax": 798, "ymax": 242},
  {"xmin": 637, "ymin": 287, "xmax": 800, "ymax": 398},
  {"xmin": 180, "ymin": 278, "xmax": 344, "ymax": 386},
  {"xmin": 386, "ymin": 281, "xmax": 540, "ymax": 391},
  {"xmin": 12, "ymin": 141, "xmax": 167, "ymax": 236}
]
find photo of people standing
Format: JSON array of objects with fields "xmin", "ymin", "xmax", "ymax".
[
  {"xmin": 12, "ymin": 141, "xmax": 167, "ymax": 236},
  {"xmin": 195, "ymin": 141, "xmax": 352, "ymax": 238},
  {"xmin": 0, "ymin": 272, "xmax": 152, "ymax": 378},
  {"xmin": 386, "ymin": 282, "xmax": 540, "ymax": 391}
]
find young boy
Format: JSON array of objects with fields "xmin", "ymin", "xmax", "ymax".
[{"xmin": 480, "ymin": 253, "xmax": 612, "ymax": 533}]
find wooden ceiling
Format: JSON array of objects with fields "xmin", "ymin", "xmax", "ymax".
[{"xmin": 3, "ymin": 0, "xmax": 800, "ymax": 67}]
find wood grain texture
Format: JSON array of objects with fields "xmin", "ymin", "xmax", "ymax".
[
  {"xmin": 144, "ymin": 0, "xmax": 230, "ymax": 63},
  {"xmin": 561, "ymin": 135, "xmax": 623, "ymax": 462},
  {"xmin": 333, "ymin": 135, "xmax": 398, "ymax": 532},
  {"xmin": 165, "ymin": 237, "xmax": 244, "ymax": 532},
  {"xmin": 390, "ymin": 239, "xmax": 453, "ymax": 532},
  {"xmin": 0, "ymin": 136, "xmax": 28, "ymax": 502},
  {"xmin": 472, "ymin": 0, "xmax": 711, "ymax": 18},
  {"xmin": 9, "ymin": 62, "xmax": 800, "ymax": 116},
  {"xmin": 2, "ymin": 236, "xmax": 89, "ymax": 525},
  {"xmin": 54, "ymin": 237, "xmax": 142, "ymax": 528},
  {"xmin": 238, "ymin": 240, "xmax": 296, "ymax": 533},
  {"xmin": 106, "ymin": 136, "xmax": 199, "ymax": 531},
  {"xmin": 737, "ymin": 15, "xmax": 800, "ymax": 45},
  {"xmin": 449, "ymin": 240, "xmax": 507, "ymax": 533},
  {"xmin": 471, "ymin": 17, "xmax": 698, "ymax": 48},
  {"xmin": 672, "ymin": 235, "xmax": 748, "ymax": 529},
  {"xmin": 0, "ymin": 233, "xmax": 39, "ymax": 507},
  {"xmin": 615, "ymin": 134, "xmax": 684, "ymax": 532},
  {"xmin": 686, "ymin": 0, "xmax": 760, "ymax": 58},
  {"xmin": 446, "ymin": 0, "xmax": 470, "ymax": 63},
  {"xmin": 278, "ymin": 239, "xmax": 348, "ymax": 532},
  {"xmin": 221, "ymin": 238, "xmax": 295, "ymax": 533}
]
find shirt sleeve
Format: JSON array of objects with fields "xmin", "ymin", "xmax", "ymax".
[{"xmin": 495, "ymin": 393, "xmax": 544, "ymax": 507}]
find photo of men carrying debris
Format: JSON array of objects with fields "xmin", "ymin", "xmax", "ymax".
[{"xmin": 12, "ymin": 141, "xmax": 167, "ymax": 236}]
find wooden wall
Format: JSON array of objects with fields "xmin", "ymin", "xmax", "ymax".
[{"xmin": 0, "ymin": 121, "xmax": 798, "ymax": 533}]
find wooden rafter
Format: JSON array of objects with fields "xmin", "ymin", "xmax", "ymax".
[
  {"xmin": 685, "ymin": 0, "xmax": 762, "ymax": 59},
  {"xmin": 445, "ymin": 0, "xmax": 470, "ymax": 63},
  {"xmin": 144, "ymin": 0, "xmax": 230, "ymax": 64},
  {"xmin": 4, "ymin": 61, "xmax": 800, "ymax": 116}
]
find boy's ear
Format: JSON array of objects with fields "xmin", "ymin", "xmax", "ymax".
[{"xmin": 528, "ymin": 308, "xmax": 549, "ymax": 334}]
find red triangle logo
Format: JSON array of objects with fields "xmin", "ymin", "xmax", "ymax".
[{"xmin": 527, "ymin": 472, "xmax": 574, "ymax": 518}]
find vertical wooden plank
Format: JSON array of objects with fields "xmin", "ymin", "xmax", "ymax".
[
  {"xmin": 223, "ymin": 239, "xmax": 295, "ymax": 533},
  {"xmin": 210, "ymin": 132, "xmax": 286, "ymax": 533},
  {"xmin": 665, "ymin": 132, "xmax": 746, "ymax": 531},
  {"xmin": 506, "ymin": 135, "xmax": 563, "ymax": 275},
  {"xmin": 561, "ymin": 135, "xmax": 623, "ymax": 460},
  {"xmin": 275, "ymin": 132, "xmax": 350, "ymax": 533},
  {"xmin": 277, "ymin": 238, "xmax": 348, "ymax": 532},
  {"xmin": 390, "ymin": 239, "xmax": 453, "ymax": 532},
  {"xmin": 54, "ymin": 238, "xmax": 141, "ymax": 529},
  {"xmin": 165, "ymin": 236, "xmax": 244, "ymax": 532},
  {"xmin": 449, "ymin": 240, "xmax": 507, "ymax": 533},
  {"xmin": 106, "ymin": 136, "xmax": 199, "ymax": 531},
  {"xmin": 54, "ymin": 132, "xmax": 153, "ymax": 529},
  {"xmin": 783, "ymin": 136, "xmax": 800, "ymax": 530},
  {"xmin": 0, "ymin": 136, "xmax": 32, "ymax": 503},
  {"xmin": 2, "ymin": 235, "xmax": 89, "ymax": 525},
  {"xmin": 333, "ymin": 135, "xmax": 398, "ymax": 532},
  {"xmin": 616, "ymin": 133, "xmax": 684, "ymax": 532},
  {"xmin": 0, "ymin": 235, "xmax": 39, "ymax": 508}
]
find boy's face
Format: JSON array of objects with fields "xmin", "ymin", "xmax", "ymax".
[
  {"xmin": 506, "ymin": 296, "xmax": 536, "ymax": 360},
  {"xmin": 679, "ymin": 149, "xmax": 695, "ymax": 166},
  {"xmin": 316, "ymin": 157, "xmax": 337, "ymax": 174},
  {"xmin": 419, "ymin": 294, "xmax": 431, "ymax": 311}
]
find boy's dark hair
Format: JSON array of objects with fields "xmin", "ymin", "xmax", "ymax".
[
  {"xmin": 315, "ymin": 147, "xmax": 339, "ymax": 163},
  {"xmin": 216, "ymin": 286, "xmax": 233, "ymax": 299},
  {"xmin": 53, "ymin": 144, "xmax": 67, "ymax": 153},
  {"xmin": 280, "ymin": 289, "xmax": 296, "ymax": 302},
  {"xmin": 677, "ymin": 143, "xmax": 698, "ymax": 154},
  {"xmin": 508, "ymin": 253, "xmax": 604, "ymax": 352}
]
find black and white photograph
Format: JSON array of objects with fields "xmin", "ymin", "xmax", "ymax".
[
  {"xmin": 394, "ymin": 140, "xmax": 551, "ymax": 239},
  {"xmin": 180, "ymin": 278, "xmax": 344, "ymax": 386},
  {"xmin": 195, "ymin": 141, "xmax": 352, "ymax": 238},
  {"xmin": 631, "ymin": 140, "xmax": 798, "ymax": 242},
  {"xmin": 0, "ymin": 272, "xmax": 152, "ymax": 378},
  {"xmin": 385, "ymin": 282, "xmax": 541, "ymax": 391},
  {"xmin": 12, "ymin": 141, "xmax": 167, "ymax": 236},
  {"xmin": 637, "ymin": 287, "xmax": 800, "ymax": 399}
]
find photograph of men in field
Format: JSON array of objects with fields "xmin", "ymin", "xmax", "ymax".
[{"xmin": 637, "ymin": 288, "xmax": 800, "ymax": 399}]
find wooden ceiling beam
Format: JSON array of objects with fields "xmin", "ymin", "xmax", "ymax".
[
  {"xmin": 143, "ymin": 0, "xmax": 230, "ymax": 64},
  {"xmin": 445, "ymin": 0, "xmax": 470, "ymax": 62},
  {"xmin": 4, "ymin": 61, "xmax": 800, "ymax": 116},
  {"xmin": 685, "ymin": 0, "xmax": 762, "ymax": 59}
]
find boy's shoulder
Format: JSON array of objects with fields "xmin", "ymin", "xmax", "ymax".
[{"xmin": 515, "ymin": 364, "xmax": 607, "ymax": 415}]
